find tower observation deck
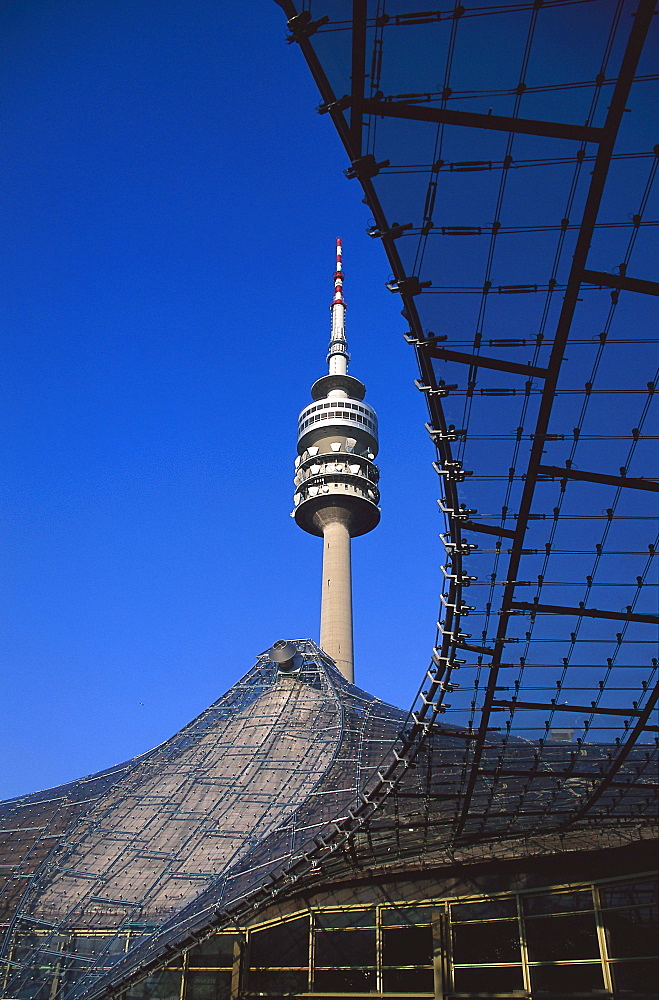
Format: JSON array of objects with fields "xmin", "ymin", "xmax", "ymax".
[{"xmin": 293, "ymin": 240, "xmax": 380, "ymax": 682}]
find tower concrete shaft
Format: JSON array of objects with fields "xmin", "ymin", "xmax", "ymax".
[
  {"xmin": 292, "ymin": 240, "xmax": 380, "ymax": 683},
  {"xmin": 318, "ymin": 511, "xmax": 353, "ymax": 682}
]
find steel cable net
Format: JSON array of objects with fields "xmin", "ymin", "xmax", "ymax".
[
  {"xmin": 281, "ymin": 0, "xmax": 658, "ymax": 841},
  {"xmin": 0, "ymin": 643, "xmax": 405, "ymax": 998}
]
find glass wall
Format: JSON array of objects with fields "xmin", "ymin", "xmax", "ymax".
[
  {"xmin": 117, "ymin": 873, "xmax": 656, "ymax": 998},
  {"xmin": 9, "ymin": 873, "xmax": 656, "ymax": 999}
]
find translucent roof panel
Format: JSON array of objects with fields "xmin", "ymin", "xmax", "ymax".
[{"xmin": 281, "ymin": 0, "xmax": 658, "ymax": 846}]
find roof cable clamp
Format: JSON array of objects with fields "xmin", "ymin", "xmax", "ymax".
[
  {"xmin": 427, "ymin": 423, "xmax": 465, "ymax": 442},
  {"xmin": 344, "ymin": 154, "xmax": 390, "ymax": 180},
  {"xmin": 440, "ymin": 593, "xmax": 476, "ymax": 614},
  {"xmin": 439, "ymin": 532, "xmax": 478, "ymax": 554},
  {"xmin": 405, "ymin": 332, "xmax": 447, "ymax": 346},
  {"xmin": 389, "ymin": 276, "xmax": 432, "ymax": 295},
  {"xmin": 417, "ymin": 380, "xmax": 457, "ymax": 397},
  {"xmin": 438, "ymin": 497, "xmax": 476, "ymax": 518},
  {"xmin": 317, "ymin": 95, "xmax": 350, "ymax": 115},
  {"xmin": 433, "ymin": 459, "xmax": 472, "ymax": 482},
  {"xmin": 431, "ymin": 649, "xmax": 466, "ymax": 669},
  {"xmin": 438, "ymin": 623, "xmax": 472, "ymax": 642},
  {"xmin": 440, "ymin": 564, "xmax": 478, "ymax": 585},
  {"xmin": 286, "ymin": 11, "xmax": 329, "ymax": 43},
  {"xmin": 367, "ymin": 221, "xmax": 413, "ymax": 240}
]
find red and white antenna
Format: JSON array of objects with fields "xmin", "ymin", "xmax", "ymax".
[
  {"xmin": 327, "ymin": 238, "xmax": 349, "ymax": 375},
  {"xmin": 333, "ymin": 237, "xmax": 345, "ymax": 306}
]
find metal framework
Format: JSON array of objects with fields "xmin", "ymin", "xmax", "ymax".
[
  {"xmin": 278, "ymin": 0, "xmax": 658, "ymax": 842},
  {"xmin": 0, "ymin": 3, "xmax": 657, "ymax": 998},
  {"xmin": 2, "ymin": 639, "xmax": 654, "ymax": 1000},
  {"xmin": 0, "ymin": 645, "xmax": 408, "ymax": 999}
]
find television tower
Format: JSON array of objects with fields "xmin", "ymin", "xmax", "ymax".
[{"xmin": 293, "ymin": 240, "xmax": 380, "ymax": 683}]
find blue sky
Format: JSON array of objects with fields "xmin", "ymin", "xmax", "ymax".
[{"xmin": 1, "ymin": 1, "xmax": 440, "ymax": 798}]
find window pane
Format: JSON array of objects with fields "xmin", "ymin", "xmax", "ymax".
[
  {"xmin": 451, "ymin": 898, "xmax": 516, "ymax": 921},
  {"xmin": 600, "ymin": 879, "xmax": 658, "ymax": 909},
  {"xmin": 314, "ymin": 968, "xmax": 376, "ymax": 990},
  {"xmin": 13, "ymin": 932, "xmax": 42, "ymax": 965},
  {"xmin": 523, "ymin": 889, "xmax": 593, "ymax": 915},
  {"xmin": 382, "ymin": 967, "xmax": 434, "ymax": 991},
  {"xmin": 72, "ymin": 935, "xmax": 126, "ymax": 958},
  {"xmin": 185, "ymin": 971, "xmax": 231, "ymax": 1000},
  {"xmin": 187, "ymin": 936, "xmax": 235, "ymax": 968},
  {"xmin": 452, "ymin": 919, "xmax": 520, "ymax": 964},
  {"xmin": 604, "ymin": 906, "xmax": 658, "ymax": 958},
  {"xmin": 126, "ymin": 971, "xmax": 181, "ymax": 1000},
  {"xmin": 315, "ymin": 928, "xmax": 376, "ymax": 967},
  {"xmin": 611, "ymin": 958, "xmax": 659, "ymax": 995},
  {"xmin": 9, "ymin": 980, "xmax": 51, "ymax": 1000},
  {"xmin": 381, "ymin": 906, "xmax": 433, "ymax": 926},
  {"xmin": 453, "ymin": 965, "xmax": 524, "ymax": 993},
  {"xmin": 316, "ymin": 908, "xmax": 375, "ymax": 928},
  {"xmin": 529, "ymin": 962, "xmax": 604, "ymax": 993},
  {"xmin": 249, "ymin": 916, "xmax": 309, "ymax": 969},
  {"xmin": 382, "ymin": 926, "xmax": 433, "ymax": 967},
  {"xmin": 525, "ymin": 913, "xmax": 599, "ymax": 962},
  {"xmin": 247, "ymin": 969, "xmax": 307, "ymax": 992}
]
